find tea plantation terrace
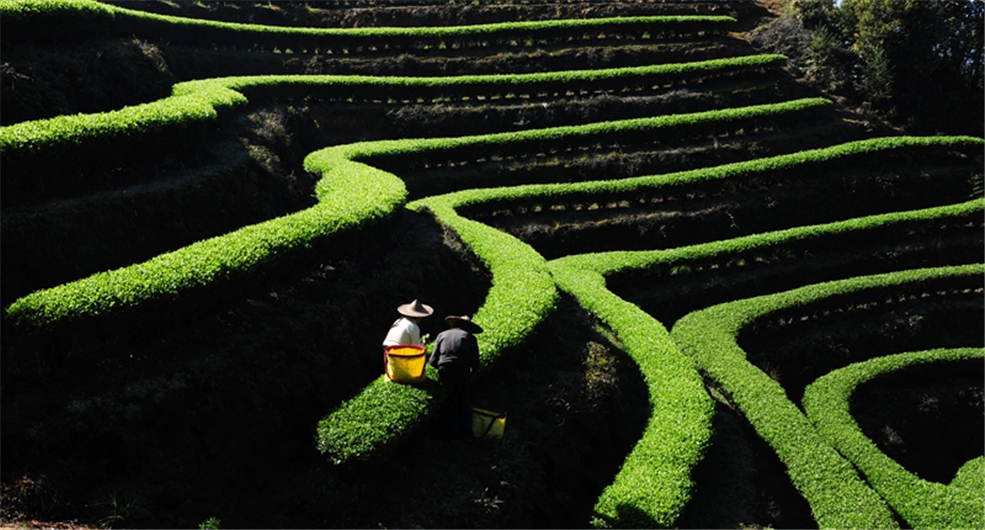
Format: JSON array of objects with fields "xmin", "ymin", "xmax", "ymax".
[{"xmin": 1, "ymin": 1, "xmax": 981, "ymax": 528}]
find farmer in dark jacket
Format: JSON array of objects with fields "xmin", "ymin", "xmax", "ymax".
[{"xmin": 428, "ymin": 315, "xmax": 482, "ymax": 440}]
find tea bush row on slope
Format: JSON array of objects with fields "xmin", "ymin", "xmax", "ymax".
[
  {"xmin": 222, "ymin": 54, "xmax": 784, "ymax": 103},
  {"xmin": 671, "ymin": 264, "xmax": 984, "ymax": 529},
  {"xmin": 491, "ymin": 148, "xmax": 982, "ymax": 260},
  {"xmin": 7, "ymin": 133, "xmax": 974, "ymax": 347},
  {"xmin": 309, "ymin": 133, "xmax": 977, "ymax": 523},
  {"xmin": 0, "ymin": 95, "xmax": 815, "ymax": 335},
  {"xmin": 0, "ymin": 54, "xmax": 786, "ymax": 204},
  {"xmin": 449, "ymin": 135, "xmax": 982, "ymax": 218},
  {"xmin": 553, "ymin": 199, "xmax": 983, "ymax": 296},
  {"xmin": 803, "ymin": 348, "xmax": 985, "ymax": 530},
  {"xmin": 316, "ymin": 194, "xmax": 558, "ymax": 462},
  {"xmin": 312, "ymin": 96, "xmax": 825, "ymax": 185},
  {"xmin": 548, "ymin": 259, "xmax": 713, "ymax": 528},
  {"xmin": 543, "ymin": 199, "xmax": 979, "ymax": 527},
  {"xmin": 0, "ymin": 0, "xmax": 735, "ymax": 49},
  {"xmin": 5, "ymin": 146, "xmax": 407, "ymax": 329},
  {"xmin": 602, "ymin": 201, "xmax": 982, "ymax": 325}
]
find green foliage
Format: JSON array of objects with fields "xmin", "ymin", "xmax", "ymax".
[
  {"xmin": 175, "ymin": 54, "xmax": 786, "ymax": 102},
  {"xmin": 302, "ymin": 132, "xmax": 980, "ymax": 472},
  {"xmin": 0, "ymin": 0, "xmax": 737, "ymax": 49},
  {"xmin": 5, "ymin": 138, "xmax": 407, "ymax": 328},
  {"xmin": 0, "ymin": 54, "xmax": 787, "ymax": 200},
  {"xmin": 427, "ymin": 135, "xmax": 982, "ymax": 214},
  {"xmin": 4, "ymin": 92, "xmax": 833, "ymax": 329},
  {"xmin": 788, "ymin": 0, "xmax": 985, "ymax": 133},
  {"xmin": 671, "ymin": 264, "xmax": 983, "ymax": 529},
  {"xmin": 314, "ymin": 146, "xmax": 558, "ymax": 464},
  {"xmin": 545, "ymin": 196, "xmax": 981, "ymax": 527},
  {"xmin": 803, "ymin": 348, "xmax": 985, "ymax": 529},
  {"xmin": 316, "ymin": 375, "xmax": 440, "ymax": 463},
  {"xmin": 0, "ymin": 0, "xmax": 113, "ymax": 44},
  {"xmin": 199, "ymin": 516, "xmax": 221, "ymax": 530},
  {"xmin": 548, "ymin": 260, "xmax": 713, "ymax": 528},
  {"xmin": 3, "ymin": 2, "xmax": 981, "ymax": 524},
  {"xmin": 554, "ymin": 198, "xmax": 983, "ymax": 282}
]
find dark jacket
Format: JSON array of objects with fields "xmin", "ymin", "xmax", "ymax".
[{"xmin": 428, "ymin": 328, "xmax": 480, "ymax": 376}]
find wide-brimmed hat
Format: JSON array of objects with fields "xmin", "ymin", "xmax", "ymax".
[
  {"xmin": 445, "ymin": 315, "xmax": 484, "ymax": 334},
  {"xmin": 397, "ymin": 299, "xmax": 434, "ymax": 318}
]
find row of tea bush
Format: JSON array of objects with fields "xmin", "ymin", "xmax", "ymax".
[
  {"xmin": 804, "ymin": 347, "xmax": 984, "ymax": 530},
  {"xmin": 306, "ymin": 129, "xmax": 981, "ymax": 527},
  {"xmin": 671, "ymin": 264, "xmax": 983, "ymax": 529},
  {"xmin": 3, "ymin": 91, "xmax": 837, "ymax": 327},
  {"xmin": 0, "ymin": 53, "xmax": 787, "ymax": 200},
  {"xmin": 0, "ymin": 0, "xmax": 735, "ymax": 49}
]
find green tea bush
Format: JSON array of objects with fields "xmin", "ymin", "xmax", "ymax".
[
  {"xmin": 106, "ymin": 7, "xmax": 737, "ymax": 53},
  {"xmin": 315, "ymin": 374, "xmax": 442, "ymax": 464},
  {"xmin": 5, "ymin": 143, "xmax": 407, "ymax": 328},
  {"xmin": 206, "ymin": 54, "xmax": 787, "ymax": 103},
  {"xmin": 449, "ymin": 135, "xmax": 982, "ymax": 217},
  {"xmin": 0, "ymin": 54, "xmax": 787, "ymax": 203},
  {"xmin": 803, "ymin": 348, "xmax": 985, "ymax": 530},
  {"xmin": 548, "ymin": 261, "xmax": 713, "ymax": 528},
  {"xmin": 310, "ymin": 95, "xmax": 827, "ymax": 176},
  {"xmin": 671, "ymin": 264, "xmax": 983, "ymax": 529},
  {"xmin": 544, "ymin": 199, "xmax": 980, "ymax": 527},
  {"xmin": 2, "ymin": 73, "xmax": 817, "ymax": 329},
  {"xmin": 548, "ymin": 200, "xmax": 982, "ymax": 303},
  {"xmin": 315, "ymin": 193, "xmax": 558, "ymax": 463},
  {"xmin": 0, "ymin": 0, "xmax": 113, "ymax": 45},
  {"xmin": 0, "ymin": 85, "xmax": 248, "ymax": 200},
  {"xmin": 0, "ymin": 0, "xmax": 737, "ymax": 49}
]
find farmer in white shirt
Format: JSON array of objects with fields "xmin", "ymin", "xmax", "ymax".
[{"xmin": 382, "ymin": 299, "xmax": 434, "ymax": 355}]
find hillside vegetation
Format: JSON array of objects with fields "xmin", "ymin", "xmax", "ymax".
[{"xmin": 1, "ymin": 1, "xmax": 982, "ymax": 528}]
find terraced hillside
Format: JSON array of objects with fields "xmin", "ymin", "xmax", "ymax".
[{"xmin": 1, "ymin": 1, "xmax": 982, "ymax": 528}]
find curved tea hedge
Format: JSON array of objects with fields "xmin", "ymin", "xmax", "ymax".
[
  {"xmin": 4, "ymin": 95, "xmax": 826, "ymax": 329},
  {"xmin": 3, "ymin": 1, "xmax": 982, "ymax": 527},
  {"xmin": 315, "ymin": 192, "xmax": 558, "ymax": 462},
  {"xmin": 434, "ymin": 135, "xmax": 982, "ymax": 216},
  {"xmin": 549, "ymin": 260, "xmax": 713, "ymax": 528},
  {"xmin": 5, "ymin": 145, "xmax": 408, "ymax": 328},
  {"xmin": 0, "ymin": 0, "xmax": 737, "ymax": 49},
  {"xmin": 546, "ymin": 199, "xmax": 980, "ymax": 528},
  {"xmin": 671, "ymin": 264, "xmax": 983, "ymax": 529},
  {"xmin": 1, "ymin": 53, "xmax": 788, "ymax": 196},
  {"xmin": 803, "ymin": 347, "xmax": 985, "ymax": 530}
]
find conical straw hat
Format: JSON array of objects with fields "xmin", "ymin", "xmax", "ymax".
[
  {"xmin": 444, "ymin": 315, "xmax": 483, "ymax": 334},
  {"xmin": 397, "ymin": 299, "xmax": 434, "ymax": 318}
]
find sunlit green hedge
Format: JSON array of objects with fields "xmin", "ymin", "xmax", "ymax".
[
  {"xmin": 550, "ymin": 198, "xmax": 983, "ymax": 279},
  {"xmin": 548, "ymin": 261, "xmax": 713, "ymax": 528},
  {"xmin": 0, "ymin": 0, "xmax": 736, "ymax": 48},
  {"xmin": 546, "ymin": 198, "xmax": 980, "ymax": 528},
  {"xmin": 309, "ymin": 133, "xmax": 981, "ymax": 468},
  {"xmin": 305, "ymin": 95, "xmax": 827, "ymax": 174},
  {"xmin": 315, "ymin": 193, "xmax": 558, "ymax": 463},
  {"xmin": 0, "ymin": 54, "xmax": 787, "ymax": 202},
  {"xmin": 671, "ymin": 264, "xmax": 984, "ymax": 529},
  {"xmin": 5, "ymin": 144, "xmax": 407, "ymax": 328},
  {"xmin": 0, "ymin": 85, "xmax": 248, "ymax": 197},
  {"xmin": 0, "ymin": 0, "xmax": 112, "ymax": 43},
  {"xmin": 439, "ymin": 135, "xmax": 983, "ymax": 215},
  {"xmin": 188, "ymin": 54, "xmax": 787, "ymax": 102},
  {"xmin": 803, "ymin": 347, "xmax": 985, "ymax": 530},
  {"xmin": 3, "ymin": 96, "xmax": 840, "ymax": 327}
]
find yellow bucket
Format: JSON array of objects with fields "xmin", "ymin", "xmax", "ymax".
[
  {"xmin": 384, "ymin": 345, "xmax": 427, "ymax": 384},
  {"xmin": 472, "ymin": 407, "xmax": 507, "ymax": 439}
]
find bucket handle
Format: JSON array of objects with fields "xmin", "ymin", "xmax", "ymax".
[{"xmin": 473, "ymin": 407, "xmax": 506, "ymax": 439}]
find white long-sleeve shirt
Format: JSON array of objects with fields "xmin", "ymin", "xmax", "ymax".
[{"xmin": 382, "ymin": 317, "xmax": 423, "ymax": 347}]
